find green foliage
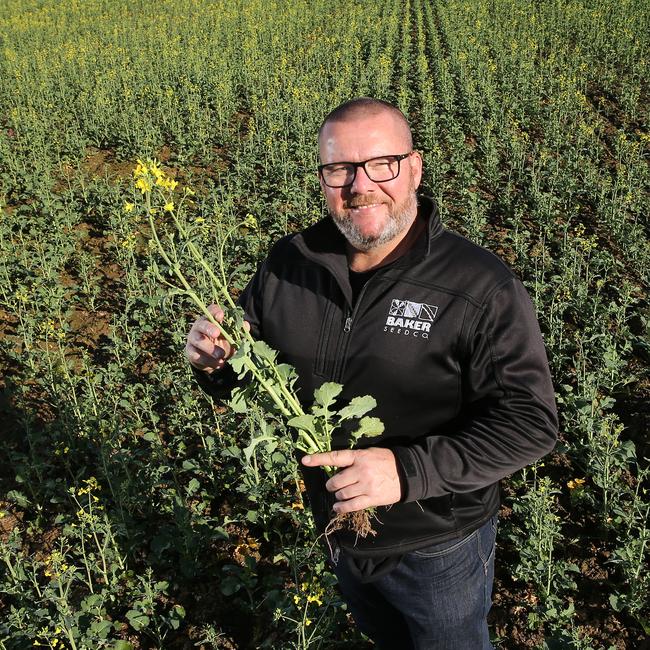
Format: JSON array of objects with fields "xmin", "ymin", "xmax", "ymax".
[{"xmin": 0, "ymin": 0, "xmax": 648, "ymax": 647}]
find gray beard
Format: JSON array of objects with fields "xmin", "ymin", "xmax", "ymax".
[{"xmin": 329, "ymin": 190, "xmax": 419, "ymax": 252}]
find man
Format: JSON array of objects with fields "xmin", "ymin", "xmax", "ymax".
[{"xmin": 186, "ymin": 98, "xmax": 558, "ymax": 649}]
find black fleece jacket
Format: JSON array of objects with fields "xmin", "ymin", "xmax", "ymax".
[{"xmin": 195, "ymin": 197, "xmax": 558, "ymax": 558}]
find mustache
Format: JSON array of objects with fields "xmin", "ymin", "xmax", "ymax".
[{"xmin": 345, "ymin": 198, "xmax": 387, "ymax": 208}]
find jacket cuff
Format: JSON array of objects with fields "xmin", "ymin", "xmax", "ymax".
[
  {"xmin": 392, "ymin": 446, "xmax": 427, "ymax": 503},
  {"xmin": 191, "ymin": 364, "xmax": 239, "ymax": 401}
]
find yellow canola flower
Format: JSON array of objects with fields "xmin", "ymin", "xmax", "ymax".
[
  {"xmin": 124, "ymin": 202, "xmax": 134, "ymax": 213},
  {"xmin": 567, "ymin": 477, "xmax": 586, "ymax": 490},
  {"xmin": 158, "ymin": 176, "xmax": 178, "ymax": 190},
  {"xmin": 76, "ymin": 476, "xmax": 99, "ymax": 495},
  {"xmin": 164, "ymin": 201, "xmax": 174, "ymax": 213},
  {"xmin": 134, "ymin": 160, "xmax": 149, "ymax": 177},
  {"xmin": 150, "ymin": 162, "xmax": 163, "ymax": 179},
  {"xmin": 135, "ymin": 178, "xmax": 152, "ymax": 194}
]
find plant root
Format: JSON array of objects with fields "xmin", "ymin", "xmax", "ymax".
[{"xmin": 325, "ymin": 508, "xmax": 378, "ymax": 540}]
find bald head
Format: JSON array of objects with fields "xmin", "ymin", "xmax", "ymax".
[{"xmin": 318, "ymin": 97, "xmax": 413, "ymax": 156}]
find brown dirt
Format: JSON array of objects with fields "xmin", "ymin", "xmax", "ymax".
[{"xmin": 0, "ymin": 503, "xmax": 22, "ymax": 542}]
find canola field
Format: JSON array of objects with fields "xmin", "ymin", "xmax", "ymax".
[{"xmin": 0, "ymin": 0, "xmax": 648, "ymax": 648}]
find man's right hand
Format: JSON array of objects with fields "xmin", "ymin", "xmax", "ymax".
[{"xmin": 185, "ymin": 304, "xmax": 239, "ymax": 374}]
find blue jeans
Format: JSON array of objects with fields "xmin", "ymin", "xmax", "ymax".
[{"xmin": 334, "ymin": 515, "xmax": 497, "ymax": 650}]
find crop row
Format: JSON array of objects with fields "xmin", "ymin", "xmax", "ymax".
[{"xmin": 0, "ymin": 0, "xmax": 648, "ymax": 648}]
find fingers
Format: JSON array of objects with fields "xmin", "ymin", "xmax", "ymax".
[
  {"xmin": 332, "ymin": 481, "xmax": 362, "ymax": 502},
  {"xmin": 332, "ymin": 495, "xmax": 373, "ymax": 514},
  {"xmin": 186, "ymin": 324, "xmax": 228, "ymax": 358},
  {"xmin": 184, "ymin": 304, "xmax": 252, "ymax": 372},
  {"xmin": 301, "ymin": 449, "xmax": 356, "ymax": 468},
  {"xmin": 303, "ymin": 448, "xmax": 402, "ymax": 513},
  {"xmin": 207, "ymin": 303, "xmax": 224, "ymax": 319},
  {"xmin": 185, "ymin": 340, "xmax": 225, "ymax": 372},
  {"xmin": 193, "ymin": 305, "xmax": 250, "ymax": 341},
  {"xmin": 325, "ymin": 467, "xmax": 357, "ymax": 493},
  {"xmin": 194, "ymin": 305, "xmax": 225, "ymax": 337},
  {"xmin": 185, "ymin": 304, "xmax": 229, "ymax": 371},
  {"xmin": 192, "ymin": 319, "xmax": 224, "ymax": 344}
]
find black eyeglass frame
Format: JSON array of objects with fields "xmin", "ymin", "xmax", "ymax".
[{"xmin": 318, "ymin": 152, "xmax": 412, "ymax": 188}]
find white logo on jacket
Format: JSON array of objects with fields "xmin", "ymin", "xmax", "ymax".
[{"xmin": 384, "ymin": 299, "xmax": 438, "ymax": 339}]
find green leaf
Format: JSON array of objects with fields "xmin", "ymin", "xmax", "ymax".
[
  {"xmin": 187, "ymin": 478, "xmax": 200, "ymax": 495},
  {"xmin": 350, "ymin": 416, "xmax": 384, "ymax": 444},
  {"xmin": 90, "ymin": 618, "xmax": 113, "ymax": 639},
  {"xmin": 276, "ymin": 363, "xmax": 297, "ymax": 382},
  {"xmin": 337, "ymin": 395, "xmax": 377, "ymax": 421},
  {"xmin": 6, "ymin": 490, "xmax": 30, "ymax": 508},
  {"xmin": 287, "ymin": 414, "xmax": 316, "ymax": 433},
  {"xmin": 271, "ymin": 451, "xmax": 286, "ymax": 463},
  {"xmin": 169, "ymin": 603, "xmax": 185, "ymax": 629},
  {"xmin": 229, "ymin": 341, "xmax": 251, "ymax": 375},
  {"xmin": 314, "ymin": 382, "xmax": 343, "ymax": 409},
  {"xmin": 252, "ymin": 339, "xmax": 277, "ymax": 362},
  {"xmin": 228, "ymin": 387, "xmax": 248, "ymax": 413},
  {"xmin": 81, "ymin": 593, "xmax": 104, "ymax": 610},
  {"xmin": 126, "ymin": 610, "xmax": 150, "ymax": 631},
  {"xmin": 112, "ymin": 642, "xmax": 134, "ymax": 650},
  {"xmin": 243, "ymin": 435, "xmax": 277, "ymax": 465},
  {"xmin": 220, "ymin": 575, "xmax": 242, "ymax": 596}
]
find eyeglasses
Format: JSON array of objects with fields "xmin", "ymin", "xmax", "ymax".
[{"xmin": 318, "ymin": 153, "xmax": 412, "ymax": 188}]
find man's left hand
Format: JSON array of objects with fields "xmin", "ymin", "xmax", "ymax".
[{"xmin": 301, "ymin": 448, "xmax": 402, "ymax": 513}]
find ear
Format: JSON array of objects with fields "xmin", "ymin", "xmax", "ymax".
[
  {"xmin": 409, "ymin": 151, "xmax": 423, "ymax": 190},
  {"xmin": 317, "ymin": 170, "xmax": 327, "ymax": 194}
]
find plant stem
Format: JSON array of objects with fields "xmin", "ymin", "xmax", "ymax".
[
  {"xmin": 146, "ymin": 208, "xmax": 295, "ymax": 419},
  {"xmin": 178, "ymin": 218, "xmax": 304, "ymax": 418}
]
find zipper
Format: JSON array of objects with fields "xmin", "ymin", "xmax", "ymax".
[
  {"xmin": 344, "ymin": 277, "xmax": 373, "ymax": 333},
  {"xmin": 332, "ymin": 277, "xmax": 376, "ymax": 381}
]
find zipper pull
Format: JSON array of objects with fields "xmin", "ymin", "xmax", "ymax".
[{"xmin": 343, "ymin": 317, "xmax": 352, "ymax": 333}]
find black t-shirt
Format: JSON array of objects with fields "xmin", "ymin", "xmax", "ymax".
[{"xmin": 348, "ymin": 267, "xmax": 379, "ymax": 306}]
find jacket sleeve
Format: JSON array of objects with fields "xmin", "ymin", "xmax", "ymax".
[
  {"xmin": 191, "ymin": 363, "xmax": 242, "ymax": 401},
  {"xmin": 393, "ymin": 276, "xmax": 558, "ymax": 502}
]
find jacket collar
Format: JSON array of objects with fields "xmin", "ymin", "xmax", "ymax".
[
  {"xmin": 292, "ymin": 196, "xmax": 442, "ymax": 266},
  {"xmin": 290, "ymin": 196, "xmax": 443, "ymax": 306}
]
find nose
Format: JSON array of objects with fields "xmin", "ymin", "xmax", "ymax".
[{"xmin": 349, "ymin": 163, "xmax": 377, "ymax": 194}]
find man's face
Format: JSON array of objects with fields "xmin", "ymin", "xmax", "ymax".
[{"xmin": 318, "ymin": 111, "xmax": 423, "ymax": 252}]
